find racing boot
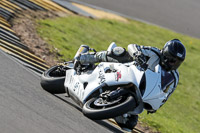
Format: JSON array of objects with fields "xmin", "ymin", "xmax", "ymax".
[
  {"xmin": 74, "ymin": 51, "xmax": 107, "ymax": 67},
  {"xmin": 73, "ymin": 44, "xmax": 107, "ymax": 70},
  {"xmin": 114, "ymin": 114, "xmax": 138, "ymax": 132}
]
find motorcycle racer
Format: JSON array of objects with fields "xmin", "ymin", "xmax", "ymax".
[{"xmin": 74, "ymin": 39, "xmax": 186, "ymax": 131}]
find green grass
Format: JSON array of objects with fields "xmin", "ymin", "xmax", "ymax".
[{"xmin": 36, "ymin": 15, "xmax": 200, "ymax": 133}]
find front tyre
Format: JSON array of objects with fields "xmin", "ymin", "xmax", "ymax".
[
  {"xmin": 82, "ymin": 95, "xmax": 136, "ymax": 120},
  {"xmin": 40, "ymin": 65, "xmax": 66, "ymax": 94}
]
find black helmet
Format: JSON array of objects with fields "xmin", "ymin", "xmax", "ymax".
[{"xmin": 161, "ymin": 39, "xmax": 186, "ymax": 71}]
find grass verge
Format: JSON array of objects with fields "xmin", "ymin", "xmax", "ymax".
[{"xmin": 36, "ymin": 15, "xmax": 200, "ymax": 133}]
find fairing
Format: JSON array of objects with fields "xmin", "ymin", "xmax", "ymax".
[{"xmin": 64, "ymin": 61, "xmax": 175, "ymax": 113}]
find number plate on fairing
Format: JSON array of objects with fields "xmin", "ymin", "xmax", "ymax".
[{"xmin": 65, "ymin": 70, "xmax": 85, "ymax": 100}]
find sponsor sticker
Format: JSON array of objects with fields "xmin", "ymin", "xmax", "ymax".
[
  {"xmin": 98, "ymin": 69, "xmax": 106, "ymax": 84},
  {"xmin": 115, "ymin": 71, "xmax": 122, "ymax": 81}
]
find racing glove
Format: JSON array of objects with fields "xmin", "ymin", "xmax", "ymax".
[{"xmin": 133, "ymin": 51, "xmax": 148, "ymax": 69}]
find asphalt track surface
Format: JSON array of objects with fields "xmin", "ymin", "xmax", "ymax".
[
  {"xmin": 78, "ymin": 0, "xmax": 200, "ymax": 39},
  {"xmin": 0, "ymin": 50, "xmax": 123, "ymax": 133}
]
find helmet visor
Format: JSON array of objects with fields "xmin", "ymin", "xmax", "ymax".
[{"xmin": 163, "ymin": 52, "xmax": 183, "ymax": 70}]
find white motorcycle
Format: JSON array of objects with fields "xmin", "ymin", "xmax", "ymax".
[{"xmin": 40, "ymin": 43, "xmax": 174, "ymax": 120}]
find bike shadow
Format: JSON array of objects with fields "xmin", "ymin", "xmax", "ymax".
[{"xmin": 53, "ymin": 94, "xmax": 124, "ymax": 133}]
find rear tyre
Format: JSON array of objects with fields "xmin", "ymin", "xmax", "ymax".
[
  {"xmin": 82, "ymin": 95, "xmax": 136, "ymax": 120},
  {"xmin": 40, "ymin": 65, "xmax": 66, "ymax": 94}
]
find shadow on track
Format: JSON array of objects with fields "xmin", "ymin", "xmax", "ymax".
[{"xmin": 53, "ymin": 94, "xmax": 124, "ymax": 133}]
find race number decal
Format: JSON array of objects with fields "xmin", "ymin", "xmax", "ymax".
[{"xmin": 68, "ymin": 75, "xmax": 84, "ymax": 99}]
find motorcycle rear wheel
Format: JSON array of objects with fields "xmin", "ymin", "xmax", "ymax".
[
  {"xmin": 40, "ymin": 65, "xmax": 66, "ymax": 94},
  {"xmin": 82, "ymin": 95, "xmax": 136, "ymax": 120}
]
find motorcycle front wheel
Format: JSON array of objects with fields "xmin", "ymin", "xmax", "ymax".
[
  {"xmin": 82, "ymin": 95, "xmax": 136, "ymax": 120},
  {"xmin": 40, "ymin": 65, "xmax": 67, "ymax": 94}
]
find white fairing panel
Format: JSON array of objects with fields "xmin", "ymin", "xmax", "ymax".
[{"xmin": 142, "ymin": 65, "xmax": 168, "ymax": 110}]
